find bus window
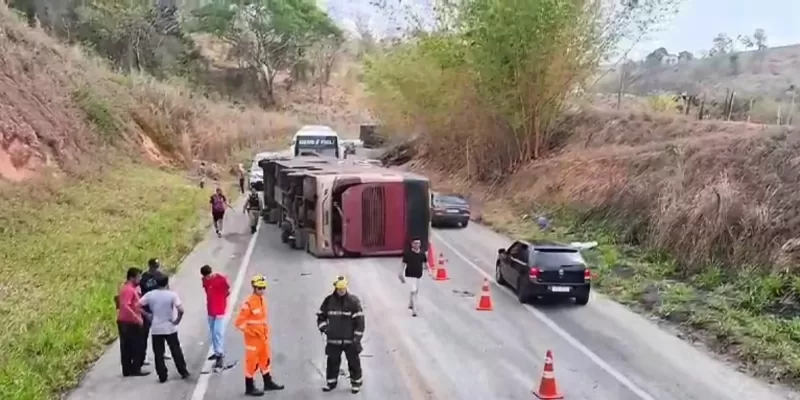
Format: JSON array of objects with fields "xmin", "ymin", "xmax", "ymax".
[{"xmin": 294, "ymin": 135, "xmax": 339, "ymax": 158}]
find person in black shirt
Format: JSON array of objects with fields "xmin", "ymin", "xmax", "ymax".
[
  {"xmin": 399, "ymin": 238, "xmax": 426, "ymax": 317},
  {"xmin": 140, "ymin": 258, "xmax": 170, "ymax": 361}
]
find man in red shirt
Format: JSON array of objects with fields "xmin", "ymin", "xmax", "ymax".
[
  {"xmin": 117, "ymin": 267, "xmax": 150, "ymax": 377},
  {"xmin": 201, "ymin": 265, "xmax": 230, "ymax": 366}
]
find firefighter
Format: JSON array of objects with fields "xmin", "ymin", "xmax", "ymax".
[
  {"xmin": 243, "ymin": 188, "xmax": 262, "ymax": 234},
  {"xmin": 235, "ymin": 275, "xmax": 284, "ymax": 396},
  {"xmin": 316, "ymin": 276, "xmax": 365, "ymax": 393}
]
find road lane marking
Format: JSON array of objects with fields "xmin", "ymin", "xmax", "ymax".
[
  {"xmin": 190, "ymin": 219, "xmax": 261, "ymax": 400},
  {"xmin": 432, "ymin": 230, "xmax": 656, "ymax": 400}
]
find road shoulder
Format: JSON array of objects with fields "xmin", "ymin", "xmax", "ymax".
[{"xmin": 66, "ymin": 197, "xmax": 253, "ymax": 400}]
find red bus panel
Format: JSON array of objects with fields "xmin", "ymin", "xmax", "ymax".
[{"xmin": 341, "ymin": 183, "xmax": 406, "ymax": 255}]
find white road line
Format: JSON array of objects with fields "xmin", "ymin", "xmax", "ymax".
[
  {"xmin": 190, "ymin": 219, "xmax": 261, "ymax": 400},
  {"xmin": 432, "ymin": 230, "xmax": 656, "ymax": 400}
]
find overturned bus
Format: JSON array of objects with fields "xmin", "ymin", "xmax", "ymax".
[{"xmin": 258, "ymin": 156, "xmax": 430, "ymax": 257}]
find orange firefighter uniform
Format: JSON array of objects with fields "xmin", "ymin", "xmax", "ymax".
[{"xmin": 235, "ymin": 275, "xmax": 284, "ymax": 396}]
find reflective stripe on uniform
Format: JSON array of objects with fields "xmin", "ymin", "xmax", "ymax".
[
  {"xmin": 245, "ymin": 345, "xmax": 257, "ymax": 351},
  {"xmin": 327, "ymin": 379, "xmax": 337, "ymax": 384},
  {"xmin": 328, "ymin": 310, "xmax": 352, "ymax": 316},
  {"xmin": 354, "ymin": 331, "xmax": 363, "ymax": 336},
  {"xmin": 351, "ymin": 378, "xmax": 363, "ymax": 384},
  {"xmin": 326, "ymin": 339, "xmax": 354, "ymax": 345},
  {"xmin": 351, "ymin": 311, "xmax": 363, "ymax": 318},
  {"xmin": 318, "ymin": 321, "xmax": 328, "ymax": 329}
]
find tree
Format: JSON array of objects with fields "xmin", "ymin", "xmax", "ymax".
[
  {"xmin": 710, "ymin": 33, "xmax": 733, "ymax": 56},
  {"xmin": 645, "ymin": 47, "xmax": 669, "ymax": 67},
  {"xmin": 191, "ymin": 0, "xmax": 339, "ymax": 106},
  {"xmin": 753, "ymin": 28, "xmax": 768, "ymax": 50},
  {"xmin": 309, "ymin": 34, "xmax": 345, "ymax": 102},
  {"xmin": 678, "ymin": 51, "xmax": 693, "ymax": 62},
  {"xmin": 737, "ymin": 34, "xmax": 754, "ymax": 50}
]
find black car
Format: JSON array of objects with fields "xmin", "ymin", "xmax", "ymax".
[
  {"xmin": 430, "ymin": 193, "xmax": 471, "ymax": 228},
  {"xmin": 496, "ymin": 240, "xmax": 592, "ymax": 305}
]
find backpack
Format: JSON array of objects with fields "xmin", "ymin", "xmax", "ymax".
[
  {"xmin": 247, "ymin": 194, "xmax": 260, "ymax": 210},
  {"xmin": 211, "ymin": 194, "xmax": 226, "ymax": 212}
]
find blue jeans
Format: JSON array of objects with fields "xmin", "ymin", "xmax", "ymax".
[{"xmin": 208, "ymin": 316, "xmax": 225, "ymax": 356}]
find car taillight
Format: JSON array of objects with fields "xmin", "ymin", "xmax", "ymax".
[
  {"xmin": 584, "ymin": 269, "xmax": 592, "ymax": 280},
  {"xmin": 529, "ymin": 267, "xmax": 540, "ymax": 279}
]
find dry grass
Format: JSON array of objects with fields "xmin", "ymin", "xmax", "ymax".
[
  {"xmin": 0, "ymin": 5, "xmax": 300, "ymax": 181},
  {"xmin": 401, "ymin": 106, "xmax": 800, "ymax": 386}
]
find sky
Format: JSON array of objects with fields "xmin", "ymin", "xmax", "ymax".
[
  {"xmin": 629, "ymin": 0, "xmax": 800, "ymax": 59},
  {"xmin": 318, "ymin": 0, "xmax": 800, "ymax": 61}
]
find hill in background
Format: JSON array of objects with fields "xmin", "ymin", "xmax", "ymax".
[{"xmin": 594, "ymin": 44, "xmax": 800, "ymax": 123}]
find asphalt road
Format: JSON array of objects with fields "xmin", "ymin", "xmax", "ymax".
[{"xmin": 67, "ymin": 193, "xmax": 798, "ymax": 400}]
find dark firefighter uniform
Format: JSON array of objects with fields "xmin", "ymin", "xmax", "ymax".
[{"xmin": 316, "ymin": 276, "xmax": 365, "ymax": 393}]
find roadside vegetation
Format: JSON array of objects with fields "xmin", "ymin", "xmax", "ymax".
[
  {"xmin": 365, "ymin": 0, "xmax": 800, "ymax": 389},
  {"xmin": 0, "ymin": 0, "xmax": 349, "ymax": 398}
]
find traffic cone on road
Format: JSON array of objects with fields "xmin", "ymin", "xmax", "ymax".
[
  {"xmin": 533, "ymin": 350, "xmax": 563, "ymax": 399},
  {"xmin": 427, "ymin": 242, "xmax": 437, "ymax": 275},
  {"xmin": 434, "ymin": 253, "xmax": 449, "ymax": 281},
  {"xmin": 475, "ymin": 278, "xmax": 493, "ymax": 311}
]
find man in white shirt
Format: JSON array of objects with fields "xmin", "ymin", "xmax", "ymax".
[{"xmin": 139, "ymin": 274, "xmax": 191, "ymax": 383}]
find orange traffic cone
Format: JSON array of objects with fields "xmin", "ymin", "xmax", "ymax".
[
  {"xmin": 533, "ymin": 350, "xmax": 563, "ymax": 399},
  {"xmin": 435, "ymin": 253, "xmax": 449, "ymax": 280},
  {"xmin": 475, "ymin": 278, "xmax": 493, "ymax": 311},
  {"xmin": 427, "ymin": 243, "xmax": 437, "ymax": 276}
]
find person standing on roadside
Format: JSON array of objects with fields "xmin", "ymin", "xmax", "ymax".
[
  {"xmin": 201, "ymin": 265, "xmax": 230, "ymax": 368},
  {"xmin": 243, "ymin": 188, "xmax": 262, "ymax": 234},
  {"xmin": 238, "ymin": 163, "xmax": 246, "ymax": 194},
  {"xmin": 236, "ymin": 275, "xmax": 284, "ymax": 396},
  {"xmin": 210, "ymin": 187, "xmax": 232, "ymax": 238},
  {"xmin": 139, "ymin": 274, "xmax": 191, "ymax": 383},
  {"xmin": 140, "ymin": 258, "xmax": 171, "ymax": 362},
  {"xmin": 117, "ymin": 267, "xmax": 150, "ymax": 377},
  {"xmin": 398, "ymin": 238, "xmax": 426, "ymax": 317}
]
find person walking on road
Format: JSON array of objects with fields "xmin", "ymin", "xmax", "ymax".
[
  {"xmin": 210, "ymin": 187, "xmax": 232, "ymax": 237},
  {"xmin": 116, "ymin": 267, "xmax": 150, "ymax": 377},
  {"xmin": 235, "ymin": 275, "xmax": 285, "ymax": 396},
  {"xmin": 399, "ymin": 238, "xmax": 426, "ymax": 317},
  {"xmin": 316, "ymin": 276, "xmax": 365, "ymax": 393},
  {"xmin": 243, "ymin": 188, "xmax": 262, "ymax": 234},
  {"xmin": 201, "ymin": 264, "xmax": 230, "ymax": 367},
  {"xmin": 139, "ymin": 274, "xmax": 191, "ymax": 383},
  {"xmin": 199, "ymin": 161, "xmax": 207, "ymax": 189},
  {"xmin": 140, "ymin": 258, "xmax": 171, "ymax": 363},
  {"xmin": 238, "ymin": 163, "xmax": 246, "ymax": 194}
]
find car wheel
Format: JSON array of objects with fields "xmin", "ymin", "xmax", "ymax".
[
  {"xmin": 461, "ymin": 220, "xmax": 469, "ymax": 228},
  {"xmin": 575, "ymin": 292, "xmax": 590, "ymax": 306},
  {"xmin": 516, "ymin": 276, "xmax": 529, "ymax": 304},
  {"xmin": 496, "ymin": 262, "xmax": 507, "ymax": 286}
]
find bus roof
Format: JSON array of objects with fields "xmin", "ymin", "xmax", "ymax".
[
  {"xmin": 294, "ymin": 125, "xmax": 338, "ymax": 137},
  {"xmin": 264, "ymin": 156, "xmax": 428, "ymax": 181}
]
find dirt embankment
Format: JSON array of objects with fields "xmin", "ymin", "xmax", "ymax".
[
  {"xmin": 398, "ymin": 108, "xmax": 800, "ymax": 386},
  {"xmin": 0, "ymin": 6, "xmax": 299, "ymax": 182}
]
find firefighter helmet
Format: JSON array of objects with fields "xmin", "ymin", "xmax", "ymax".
[
  {"xmin": 333, "ymin": 276, "xmax": 348, "ymax": 289},
  {"xmin": 251, "ymin": 275, "xmax": 268, "ymax": 288}
]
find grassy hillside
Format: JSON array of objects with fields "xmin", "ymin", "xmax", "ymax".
[{"xmin": 0, "ymin": 2, "xmax": 365, "ymax": 398}]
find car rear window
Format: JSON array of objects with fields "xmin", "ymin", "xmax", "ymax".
[
  {"xmin": 533, "ymin": 249, "xmax": 585, "ymax": 266},
  {"xmin": 435, "ymin": 195, "xmax": 468, "ymax": 205}
]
